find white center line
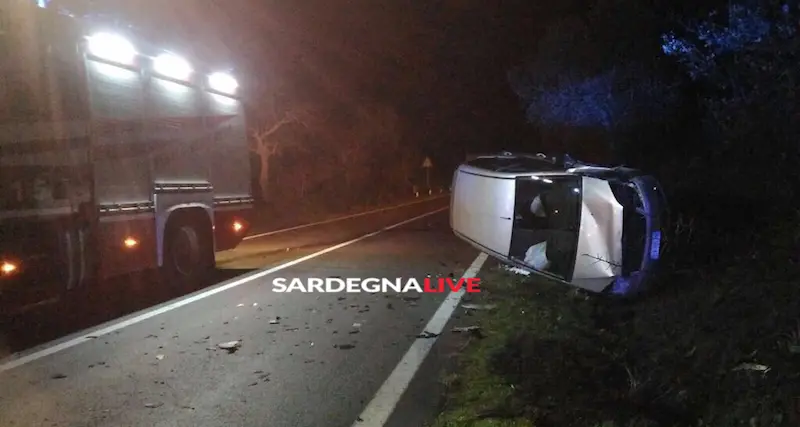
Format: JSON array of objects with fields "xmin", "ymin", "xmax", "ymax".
[
  {"xmin": 244, "ymin": 194, "xmax": 447, "ymax": 240},
  {"xmin": 352, "ymin": 251, "xmax": 489, "ymax": 427}
]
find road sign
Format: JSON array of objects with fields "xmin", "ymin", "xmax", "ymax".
[{"xmin": 421, "ymin": 157, "xmax": 433, "ymax": 189}]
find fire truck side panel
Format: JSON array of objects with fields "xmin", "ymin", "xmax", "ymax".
[
  {"xmin": 84, "ymin": 58, "xmax": 159, "ymax": 278},
  {"xmin": 204, "ymin": 93, "xmax": 250, "ymax": 198},
  {"xmin": 203, "ymin": 92, "xmax": 252, "ymax": 251},
  {"xmin": 86, "ymin": 60, "xmax": 151, "ymax": 205},
  {"xmin": 147, "ymin": 78, "xmax": 210, "ymax": 183}
]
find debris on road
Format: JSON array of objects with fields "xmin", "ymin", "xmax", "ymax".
[
  {"xmin": 503, "ymin": 265, "xmax": 531, "ymax": 276},
  {"xmin": 144, "ymin": 402, "xmax": 163, "ymax": 408},
  {"xmin": 386, "ymin": 302, "xmax": 394, "ymax": 309},
  {"xmin": 250, "ymin": 371, "xmax": 271, "ymax": 384},
  {"xmin": 217, "ymin": 340, "xmax": 242, "ymax": 354},
  {"xmin": 417, "ymin": 331, "xmax": 439, "ymax": 339},
  {"xmin": 452, "ymin": 325, "xmax": 484, "ymax": 338},
  {"xmin": 402, "ymin": 295, "xmax": 421, "ymax": 302},
  {"xmin": 733, "ymin": 363, "xmax": 770, "ymax": 373},
  {"xmin": 462, "ymin": 303, "xmax": 496, "ymax": 311},
  {"xmin": 269, "ymin": 317, "xmax": 281, "ymax": 324},
  {"xmin": 334, "ymin": 344, "xmax": 356, "ymax": 350},
  {"xmin": 50, "ymin": 373, "xmax": 67, "ymax": 379},
  {"xmin": 155, "ymin": 354, "xmax": 165, "ymax": 360}
]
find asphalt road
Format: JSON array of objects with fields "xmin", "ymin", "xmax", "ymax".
[{"xmin": 0, "ymin": 196, "xmax": 485, "ymax": 427}]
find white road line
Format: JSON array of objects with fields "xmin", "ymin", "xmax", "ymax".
[
  {"xmin": 244, "ymin": 194, "xmax": 447, "ymax": 240},
  {"xmin": 0, "ymin": 206, "xmax": 450, "ymax": 375},
  {"xmin": 352, "ymin": 251, "xmax": 489, "ymax": 427}
]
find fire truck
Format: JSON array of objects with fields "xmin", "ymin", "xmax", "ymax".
[{"xmin": 0, "ymin": 1, "xmax": 253, "ymax": 304}]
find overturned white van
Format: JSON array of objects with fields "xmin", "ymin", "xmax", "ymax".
[{"xmin": 450, "ymin": 152, "xmax": 667, "ymax": 296}]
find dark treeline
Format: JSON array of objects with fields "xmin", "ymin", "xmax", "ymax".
[
  {"xmin": 507, "ymin": 0, "xmax": 800, "ymax": 204},
  {"xmin": 246, "ymin": 100, "xmax": 432, "ymax": 213}
]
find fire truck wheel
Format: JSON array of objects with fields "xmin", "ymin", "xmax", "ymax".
[{"xmin": 163, "ymin": 220, "xmax": 213, "ymax": 285}]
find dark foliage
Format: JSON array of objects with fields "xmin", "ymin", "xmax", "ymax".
[{"xmin": 509, "ymin": 0, "xmax": 800, "ymax": 201}]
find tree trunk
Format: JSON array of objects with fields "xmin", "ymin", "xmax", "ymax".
[{"xmin": 257, "ymin": 147, "xmax": 271, "ymax": 202}]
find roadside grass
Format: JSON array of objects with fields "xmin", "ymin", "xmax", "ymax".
[{"xmin": 433, "ymin": 199, "xmax": 800, "ymax": 427}]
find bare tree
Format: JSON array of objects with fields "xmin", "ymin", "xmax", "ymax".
[{"xmin": 249, "ymin": 103, "xmax": 317, "ymax": 202}]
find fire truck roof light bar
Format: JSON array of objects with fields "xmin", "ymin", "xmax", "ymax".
[
  {"xmin": 153, "ymin": 53, "xmax": 193, "ymax": 82},
  {"xmin": 85, "ymin": 32, "xmax": 240, "ymax": 95},
  {"xmin": 208, "ymin": 72, "xmax": 238, "ymax": 95},
  {"xmin": 86, "ymin": 32, "xmax": 137, "ymax": 66}
]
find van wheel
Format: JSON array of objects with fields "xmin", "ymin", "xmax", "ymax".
[{"xmin": 164, "ymin": 221, "xmax": 212, "ymax": 285}]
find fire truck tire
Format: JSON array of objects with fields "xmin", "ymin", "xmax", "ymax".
[{"xmin": 163, "ymin": 216, "xmax": 213, "ymax": 286}]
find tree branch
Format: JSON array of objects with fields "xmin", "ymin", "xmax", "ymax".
[{"xmin": 249, "ymin": 106, "xmax": 316, "ymax": 155}]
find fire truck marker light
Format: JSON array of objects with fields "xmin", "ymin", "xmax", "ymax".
[
  {"xmin": 123, "ymin": 237, "xmax": 139, "ymax": 248},
  {"xmin": 1, "ymin": 262, "xmax": 17, "ymax": 275}
]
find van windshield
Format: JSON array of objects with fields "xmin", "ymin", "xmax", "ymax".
[{"xmin": 509, "ymin": 175, "xmax": 582, "ymax": 280}]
